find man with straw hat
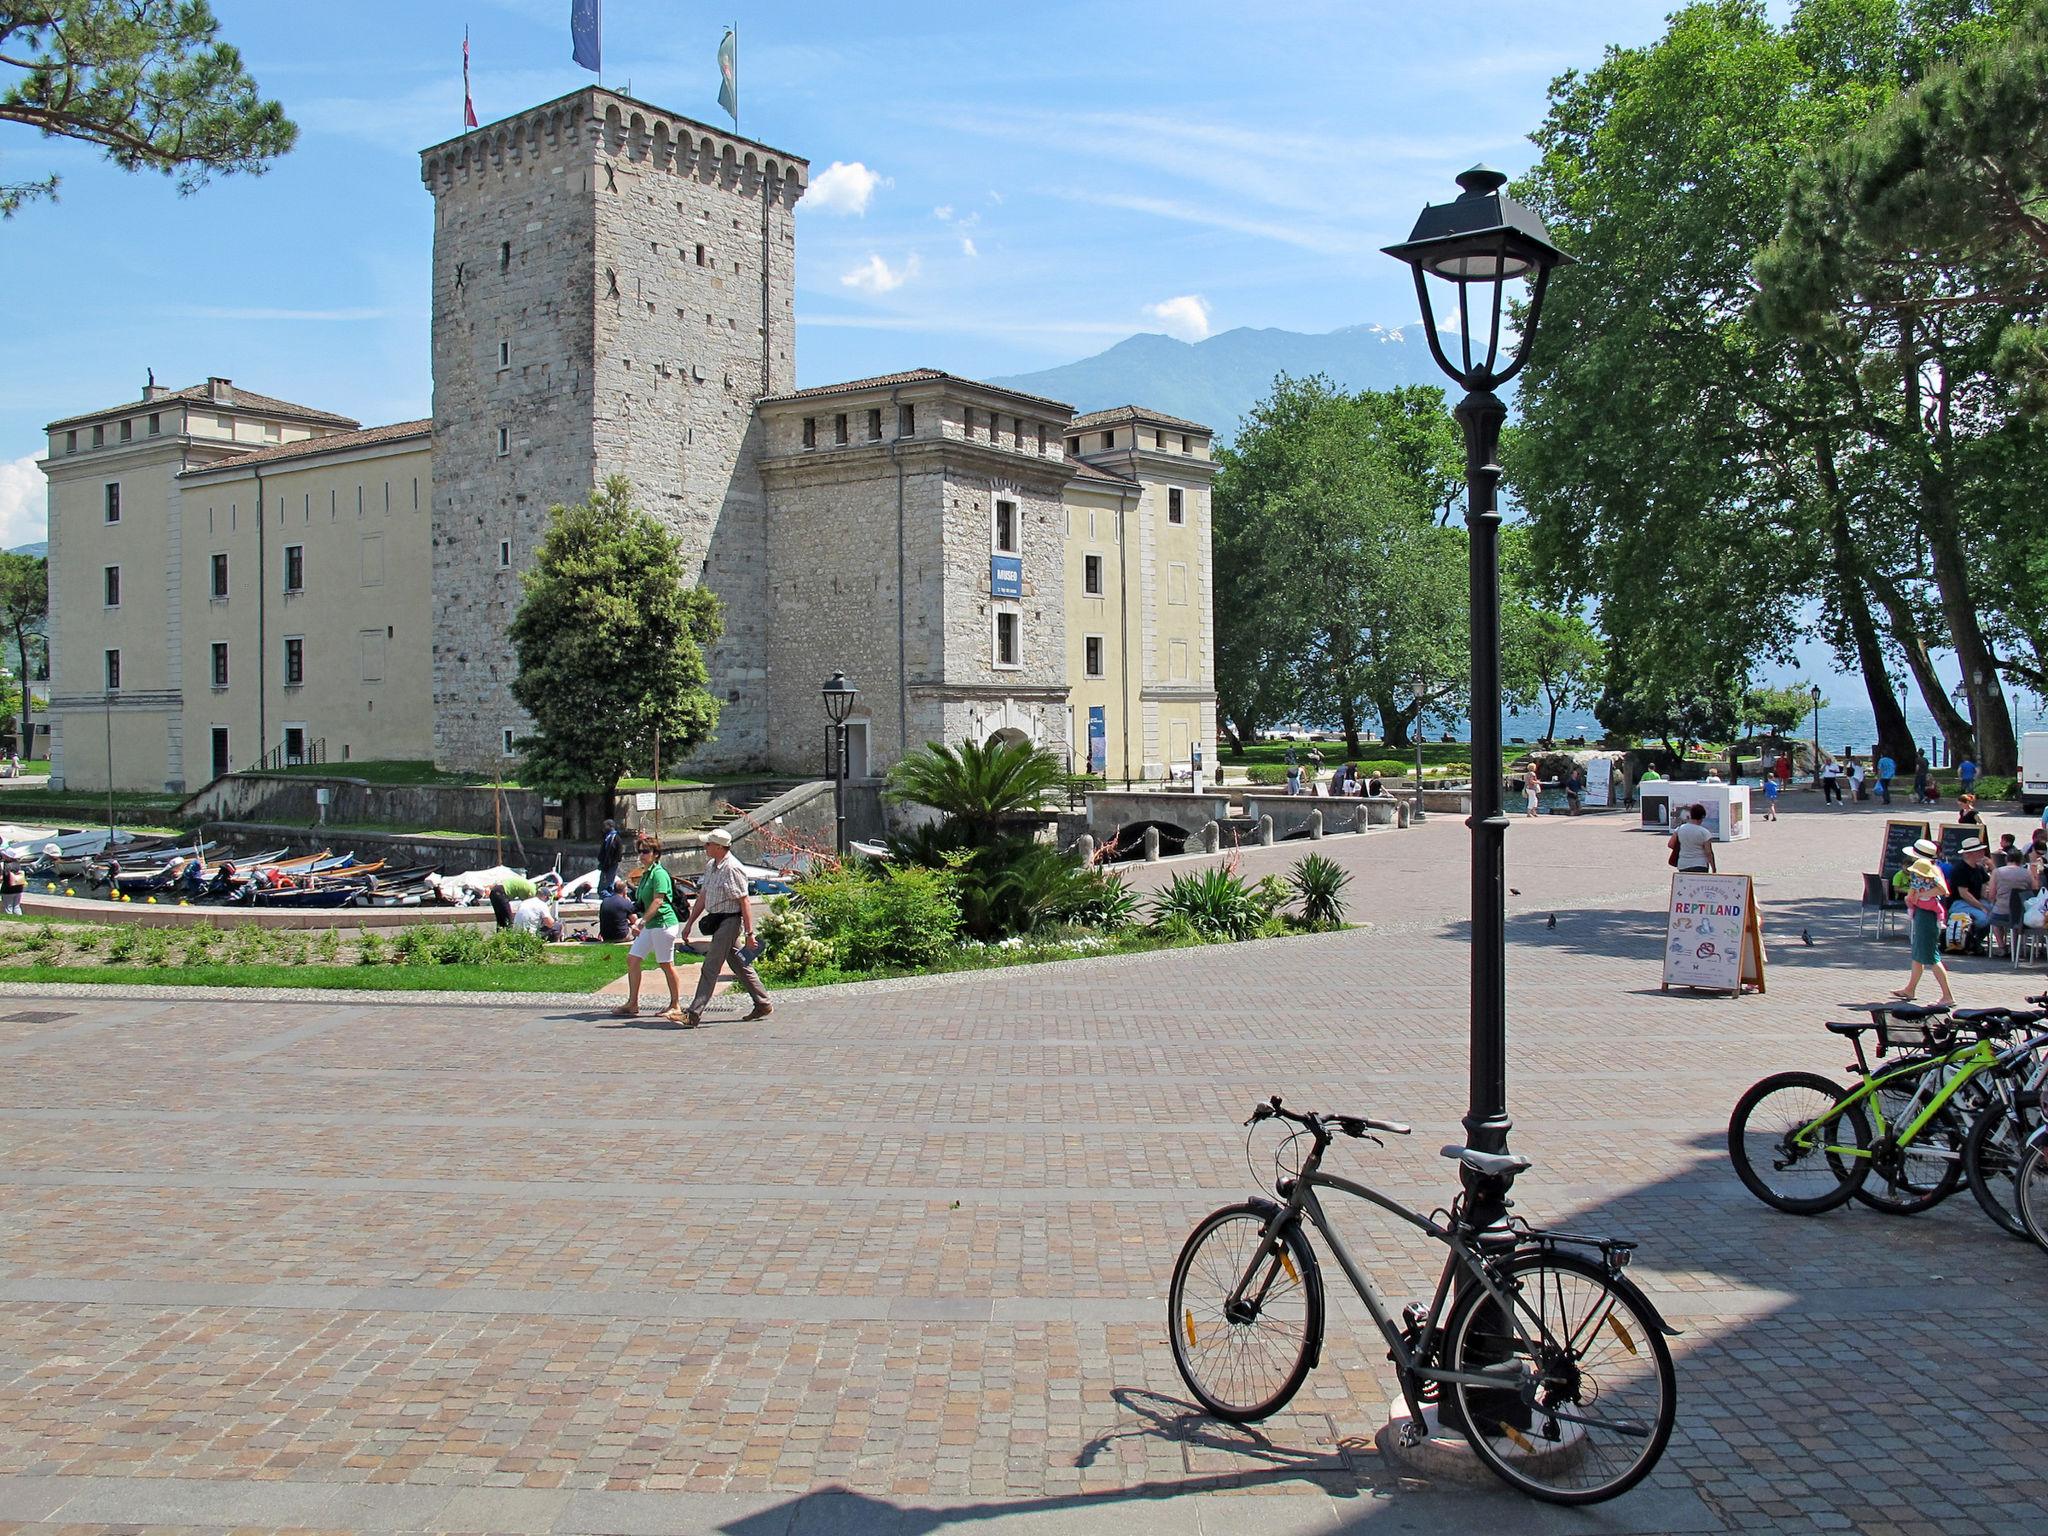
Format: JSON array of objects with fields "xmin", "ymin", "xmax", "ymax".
[
  {"xmin": 1894, "ymin": 855, "xmax": 1954, "ymax": 1005},
  {"xmin": 678, "ymin": 829, "xmax": 772, "ymax": 1029}
]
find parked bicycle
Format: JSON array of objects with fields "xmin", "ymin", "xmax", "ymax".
[
  {"xmin": 1727, "ymin": 998, "xmax": 2047, "ymax": 1219},
  {"xmin": 1169, "ymin": 1096, "xmax": 1677, "ymax": 1505}
]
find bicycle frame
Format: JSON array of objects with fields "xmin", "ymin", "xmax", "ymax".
[{"xmin": 1796, "ymin": 1039, "xmax": 1998, "ymax": 1159}]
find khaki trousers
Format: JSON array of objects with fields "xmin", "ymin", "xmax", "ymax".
[{"xmin": 689, "ymin": 915, "xmax": 769, "ymax": 1012}]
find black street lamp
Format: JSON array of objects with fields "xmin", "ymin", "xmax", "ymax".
[
  {"xmin": 1386, "ymin": 167, "xmax": 1569, "ymax": 1216},
  {"xmin": 1809, "ymin": 684, "xmax": 1822, "ymax": 783},
  {"xmin": 1410, "ymin": 674, "xmax": 1429, "ymax": 824},
  {"xmin": 821, "ymin": 671, "xmax": 858, "ymax": 856}
]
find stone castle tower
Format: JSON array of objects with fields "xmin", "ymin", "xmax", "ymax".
[{"xmin": 419, "ymin": 88, "xmax": 808, "ymax": 771}]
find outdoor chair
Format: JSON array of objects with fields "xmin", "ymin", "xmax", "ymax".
[{"xmin": 1860, "ymin": 872, "xmax": 1901, "ymax": 940}]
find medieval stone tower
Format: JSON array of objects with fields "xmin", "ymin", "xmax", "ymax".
[{"xmin": 419, "ymin": 88, "xmax": 807, "ymax": 771}]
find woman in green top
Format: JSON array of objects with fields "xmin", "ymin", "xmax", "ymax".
[{"xmin": 615, "ymin": 833, "xmax": 686, "ymax": 1022}]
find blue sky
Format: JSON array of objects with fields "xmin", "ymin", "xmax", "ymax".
[{"xmin": 0, "ymin": 0, "xmax": 1696, "ymax": 545}]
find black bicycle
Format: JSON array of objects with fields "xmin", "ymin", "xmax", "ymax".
[{"xmin": 1168, "ymin": 1097, "xmax": 1677, "ymax": 1505}]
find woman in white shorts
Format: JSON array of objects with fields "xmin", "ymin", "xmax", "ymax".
[{"xmin": 616, "ymin": 834, "xmax": 686, "ymax": 1022}]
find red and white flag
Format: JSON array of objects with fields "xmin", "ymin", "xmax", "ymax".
[{"xmin": 463, "ymin": 28, "xmax": 479, "ymax": 128}]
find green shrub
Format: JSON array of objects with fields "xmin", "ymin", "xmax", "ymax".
[
  {"xmin": 356, "ymin": 929, "xmax": 389, "ymax": 966},
  {"xmin": 103, "ymin": 927, "xmax": 137, "ymax": 963},
  {"xmin": 312, "ymin": 928, "xmax": 342, "ymax": 964},
  {"xmin": 273, "ymin": 932, "xmax": 309, "ymax": 966},
  {"xmin": 225, "ymin": 923, "xmax": 270, "ymax": 965},
  {"xmin": 1061, "ymin": 863, "xmax": 1141, "ymax": 931},
  {"xmin": 484, "ymin": 928, "xmax": 547, "ymax": 964},
  {"xmin": 1244, "ymin": 765, "xmax": 1289, "ymax": 785},
  {"xmin": 66, "ymin": 927, "xmax": 103, "ymax": 954},
  {"xmin": 392, "ymin": 925, "xmax": 440, "ymax": 965},
  {"xmin": 20, "ymin": 923, "xmax": 56, "ymax": 953},
  {"xmin": 433, "ymin": 925, "xmax": 489, "ymax": 965},
  {"xmin": 1288, "ymin": 854, "xmax": 1352, "ymax": 928},
  {"xmin": 1148, "ymin": 866, "xmax": 1277, "ymax": 943},
  {"xmin": 797, "ymin": 862, "xmax": 961, "ymax": 971},
  {"xmin": 135, "ymin": 927, "xmax": 174, "ymax": 967},
  {"xmin": 758, "ymin": 897, "xmax": 836, "ymax": 976},
  {"xmin": 1975, "ymin": 775, "xmax": 2020, "ymax": 800}
]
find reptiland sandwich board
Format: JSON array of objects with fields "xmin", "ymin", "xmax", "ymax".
[{"xmin": 1663, "ymin": 872, "xmax": 1765, "ymax": 995}]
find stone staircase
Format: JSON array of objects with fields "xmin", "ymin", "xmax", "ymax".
[{"xmin": 672, "ymin": 780, "xmax": 801, "ymax": 840}]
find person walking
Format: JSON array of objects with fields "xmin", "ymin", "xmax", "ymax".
[
  {"xmin": 1913, "ymin": 755, "xmax": 1936, "ymax": 804},
  {"xmin": 1284, "ymin": 762, "xmax": 1303, "ymax": 796},
  {"xmin": 1820, "ymin": 759, "xmax": 1843, "ymax": 806},
  {"xmin": 1522, "ymin": 764, "xmax": 1542, "ymax": 818},
  {"xmin": 1772, "ymin": 751, "xmax": 1793, "ymax": 800},
  {"xmin": 1957, "ymin": 754, "xmax": 1978, "ymax": 800},
  {"xmin": 0, "ymin": 854, "xmax": 22, "ymax": 916},
  {"xmin": 1894, "ymin": 857, "xmax": 1955, "ymax": 1005},
  {"xmin": 1875, "ymin": 750, "xmax": 1896, "ymax": 806},
  {"xmin": 1761, "ymin": 771, "xmax": 1779, "ymax": 821},
  {"xmin": 1669, "ymin": 803, "xmax": 1716, "ymax": 872},
  {"xmin": 680, "ymin": 828, "xmax": 772, "ymax": 1028},
  {"xmin": 1564, "ymin": 764, "xmax": 1584, "ymax": 817},
  {"xmin": 596, "ymin": 817, "xmax": 624, "ymax": 897},
  {"xmin": 616, "ymin": 834, "xmax": 685, "ymax": 1022}
]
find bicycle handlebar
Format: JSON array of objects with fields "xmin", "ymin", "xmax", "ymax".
[{"xmin": 1247, "ymin": 1094, "xmax": 1412, "ymax": 1139}]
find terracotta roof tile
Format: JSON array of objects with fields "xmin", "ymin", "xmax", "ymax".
[
  {"xmin": 763, "ymin": 368, "xmax": 1073, "ymax": 414},
  {"xmin": 49, "ymin": 384, "xmax": 359, "ymax": 432},
  {"xmin": 1070, "ymin": 404, "xmax": 1213, "ymax": 435},
  {"xmin": 178, "ymin": 419, "xmax": 431, "ymax": 477}
]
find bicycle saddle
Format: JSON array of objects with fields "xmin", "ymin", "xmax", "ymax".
[
  {"xmin": 1442, "ymin": 1145, "xmax": 1533, "ymax": 1177},
  {"xmin": 1842, "ymin": 1001, "xmax": 1951, "ymax": 1020},
  {"xmin": 1825, "ymin": 1020, "xmax": 1880, "ymax": 1036},
  {"xmin": 1951, "ymin": 1006, "xmax": 2027, "ymax": 1024}
]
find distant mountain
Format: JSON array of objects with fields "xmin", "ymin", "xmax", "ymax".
[
  {"xmin": 989, "ymin": 323, "xmax": 1454, "ymax": 443},
  {"xmin": 7, "ymin": 543, "xmax": 45, "ymax": 558}
]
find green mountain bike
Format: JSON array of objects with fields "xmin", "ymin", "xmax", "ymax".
[{"xmin": 1728, "ymin": 1003, "xmax": 2028, "ymax": 1215}]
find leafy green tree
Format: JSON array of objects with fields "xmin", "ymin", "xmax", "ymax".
[
  {"xmin": 507, "ymin": 477, "xmax": 722, "ymax": 816},
  {"xmin": 1, "ymin": 1, "xmax": 297, "ymax": 217},
  {"xmin": 1213, "ymin": 375, "xmax": 1467, "ymax": 756},
  {"xmin": 883, "ymin": 736, "xmax": 1064, "ymax": 847},
  {"xmin": 0, "ymin": 551, "xmax": 46, "ymax": 753},
  {"xmin": 1741, "ymin": 683, "xmax": 1816, "ymax": 738},
  {"xmin": 1504, "ymin": 605, "xmax": 1604, "ymax": 746}
]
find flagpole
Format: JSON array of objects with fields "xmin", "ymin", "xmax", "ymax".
[{"xmin": 732, "ymin": 22, "xmax": 739, "ymax": 133}]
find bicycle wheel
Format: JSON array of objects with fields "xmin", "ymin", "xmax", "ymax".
[
  {"xmin": 1443, "ymin": 1250, "xmax": 1677, "ymax": 1505},
  {"xmin": 2018, "ymin": 1135, "xmax": 2048, "ymax": 1253},
  {"xmin": 1852, "ymin": 1073, "xmax": 1966, "ymax": 1215},
  {"xmin": 1168, "ymin": 1203, "xmax": 1323, "ymax": 1422},
  {"xmin": 1727, "ymin": 1072, "xmax": 1870, "ymax": 1214},
  {"xmin": 1963, "ymin": 1093, "xmax": 2037, "ymax": 1238}
]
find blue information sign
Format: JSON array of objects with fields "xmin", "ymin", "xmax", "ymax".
[
  {"xmin": 1088, "ymin": 705, "xmax": 1107, "ymax": 774},
  {"xmin": 990, "ymin": 555, "xmax": 1023, "ymax": 597}
]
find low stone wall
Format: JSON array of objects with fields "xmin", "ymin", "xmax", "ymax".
[
  {"xmin": 1240, "ymin": 793, "xmax": 1405, "ymax": 839},
  {"xmin": 18, "ymin": 889, "xmax": 500, "ymax": 929},
  {"xmin": 1085, "ymin": 790, "xmax": 1232, "ymax": 839}
]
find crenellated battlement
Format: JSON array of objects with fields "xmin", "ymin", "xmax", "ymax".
[{"xmin": 419, "ymin": 86, "xmax": 806, "ymax": 206}]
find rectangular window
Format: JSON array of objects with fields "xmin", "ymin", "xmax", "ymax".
[
  {"xmin": 1167, "ymin": 561, "xmax": 1189, "ymax": 605},
  {"xmin": 104, "ymin": 483, "xmax": 121, "ymax": 523},
  {"xmin": 120, "ymin": 419, "xmax": 133, "ymax": 442},
  {"xmin": 1038, "ymin": 424, "xmax": 1047, "ymax": 455},
  {"xmin": 104, "ymin": 649, "xmax": 121, "ymax": 691},
  {"xmin": 1168, "ymin": 487, "xmax": 1185, "ymax": 524},
  {"xmin": 1085, "ymin": 635, "xmax": 1105, "ymax": 678},
  {"xmin": 283, "ymin": 544, "xmax": 304, "ymax": 593},
  {"xmin": 1156, "ymin": 429, "xmax": 1165, "ymax": 448},
  {"xmin": 210, "ymin": 552, "xmax": 229, "ymax": 598},
  {"xmin": 993, "ymin": 498, "xmax": 1019, "ymax": 555},
  {"xmin": 149, "ymin": 413, "xmax": 161, "ymax": 436},
  {"xmin": 963, "ymin": 409, "xmax": 975, "ymax": 441},
  {"xmin": 899, "ymin": 403, "xmax": 916, "ymax": 437},
  {"xmin": 211, "ymin": 642, "xmax": 229, "ymax": 689},
  {"xmin": 1067, "ymin": 437, "xmax": 1080, "ymax": 454},
  {"xmin": 65, "ymin": 430, "xmax": 77, "ymax": 455},
  {"xmin": 695, "ymin": 243, "xmax": 706, "ymax": 266},
  {"xmin": 1083, "ymin": 553, "xmax": 1103, "ymax": 596},
  {"xmin": 802, "ymin": 416, "xmax": 817, "ymax": 448},
  {"xmin": 499, "ymin": 239, "xmax": 511, "ymax": 271},
  {"xmin": 283, "ymin": 636, "xmax": 304, "ymax": 687},
  {"xmin": 1013, "ymin": 417, "xmax": 1023, "ymax": 447},
  {"xmin": 496, "ymin": 425, "xmax": 510, "ymax": 456},
  {"xmin": 1182, "ymin": 434, "xmax": 1192, "ymax": 453},
  {"xmin": 210, "ymin": 727, "xmax": 229, "ymax": 781},
  {"xmin": 498, "ymin": 339, "xmax": 510, "ymax": 367},
  {"xmin": 359, "ymin": 629, "xmax": 385, "ymax": 683},
  {"xmin": 994, "ymin": 610, "xmax": 1020, "ymax": 668},
  {"xmin": 283, "ymin": 725, "xmax": 306, "ymax": 765},
  {"xmin": 835, "ymin": 412, "xmax": 848, "ymax": 445},
  {"xmin": 92, "ymin": 425, "xmax": 105, "ymax": 448},
  {"xmin": 1101, "ymin": 431, "xmax": 1114, "ymax": 451},
  {"xmin": 103, "ymin": 566, "xmax": 120, "ymax": 607},
  {"xmin": 499, "ymin": 539, "xmax": 512, "ymax": 568},
  {"xmin": 501, "ymin": 726, "xmax": 517, "ymax": 755}
]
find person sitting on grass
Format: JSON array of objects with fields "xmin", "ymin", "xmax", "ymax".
[
  {"xmin": 511, "ymin": 892, "xmax": 563, "ymax": 941},
  {"xmin": 597, "ymin": 877, "xmax": 637, "ymax": 943}
]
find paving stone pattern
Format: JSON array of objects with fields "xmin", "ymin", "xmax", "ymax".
[{"xmin": 0, "ymin": 799, "xmax": 2044, "ymax": 1533}]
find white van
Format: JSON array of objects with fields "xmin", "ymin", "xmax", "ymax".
[{"xmin": 2022, "ymin": 732, "xmax": 2048, "ymax": 814}]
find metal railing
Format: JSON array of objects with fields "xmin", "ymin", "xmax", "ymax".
[{"xmin": 248, "ymin": 737, "xmax": 325, "ymax": 773}]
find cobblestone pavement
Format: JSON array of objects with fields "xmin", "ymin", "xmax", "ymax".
[{"xmin": 0, "ymin": 799, "xmax": 2043, "ymax": 1534}]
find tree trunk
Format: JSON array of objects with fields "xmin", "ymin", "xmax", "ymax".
[
  {"xmin": 1543, "ymin": 687, "xmax": 1561, "ymax": 745},
  {"xmin": 13, "ymin": 625, "xmax": 29, "ymax": 760},
  {"xmin": 1813, "ymin": 439, "xmax": 1914, "ymax": 764},
  {"xmin": 1866, "ymin": 568, "xmax": 1968, "ymax": 765},
  {"xmin": 1339, "ymin": 697, "xmax": 1364, "ymax": 758}
]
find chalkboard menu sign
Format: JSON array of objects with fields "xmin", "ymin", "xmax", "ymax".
[
  {"xmin": 1880, "ymin": 818, "xmax": 1930, "ymax": 883},
  {"xmin": 1936, "ymin": 823, "xmax": 1976, "ymax": 860}
]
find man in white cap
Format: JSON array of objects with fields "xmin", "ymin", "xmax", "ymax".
[
  {"xmin": 678, "ymin": 829, "xmax": 772, "ymax": 1028},
  {"xmin": 1944, "ymin": 838, "xmax": 1995, "ymax": 950}
]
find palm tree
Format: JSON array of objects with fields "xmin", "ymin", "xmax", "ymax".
[{"xmin": 884, "ymin": 737, "xmax": 1065, "ymax": 845}]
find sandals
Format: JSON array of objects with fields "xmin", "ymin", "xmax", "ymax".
[{"xmin": 612, "ymin": 1004, "xmax": 640, "ymax": 1018}]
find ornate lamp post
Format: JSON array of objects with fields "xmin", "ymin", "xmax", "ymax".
[
  {"xmin": 1810, "ymin": 684, "xmax": 1822, "ymax": 781},
  {"xmin": 821, "ymin": 671, "xmax": 858, "ymax": 856},
  {"xmin": 1385, "ymin": 167, "xmax": 1569, "ymax": 1205}
]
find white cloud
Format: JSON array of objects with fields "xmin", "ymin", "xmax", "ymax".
[
  {"xmin": 932, "ymin": 204, "xmax": 954, "ymax": 221},
  {"xmin": 806, "ymin": 160, "xmax": 887, "ymax": 216},
  {"xmin": 960, "ymin": 237, "xmax": 979, "ymax": 258},
  {"xmin": 840, "ymin": 253, "xmax": 922, "ymax": 294},
  {"xmin": 1144, "ymin": 294, "xmax": 1212, "ymax": 342},
  {"xmin": 0, "ymin": 456, "xmax": 47, "ymax": 549}
]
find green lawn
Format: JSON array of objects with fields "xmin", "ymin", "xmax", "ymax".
[
  {"xmin": 0, "ymin": 790, "xmax": 189, "ymax": 824},
  {"xmin": 1224, "ymin": 741, "xmax": 1480, "ymax": 770},
  {"xmin": 267, "ymin": 759, "xmax": 726, "ymax": 792},
  {"xmin": 5, "ymin": 950, "xmax": 629, "ymax": 993}
]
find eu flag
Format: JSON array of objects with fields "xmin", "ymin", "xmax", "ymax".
[{"xmin": 571, "ymin": 0, "xmax": 601, "ymax": 74}]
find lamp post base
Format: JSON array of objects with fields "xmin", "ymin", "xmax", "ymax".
[{"xmin": 1375, "ymin": 1398, "xmax": 1493, "ymax": 1487}]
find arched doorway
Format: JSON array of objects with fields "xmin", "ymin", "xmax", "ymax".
[{"xmin": 986, "ymin": 726, "xmax": 1031, "ymax": 750}]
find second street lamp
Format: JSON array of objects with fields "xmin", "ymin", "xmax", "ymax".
[
  {"xmin": 821, "ymin": 671, "xmax": 858, "ymax": 857},
  {"xmin": 1385, "ymin": 166, "xmax": 1570, "ymax": 1223},
  {"xmin": 1410, "ymin": 675, "xmax": 1428, "ymax": 824}
]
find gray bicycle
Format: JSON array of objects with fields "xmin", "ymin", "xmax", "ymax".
[{"xmin": 1168, "ymin": 1096, "xmax": 1678, "ymax": 1505}]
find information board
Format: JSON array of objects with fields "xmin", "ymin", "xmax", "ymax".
[
  {"xmin": 1880, "ymin": 819, "xmax": 1930, "ymax": 884},
  {"xmin": 1584, "ymin": 757, "xmax": 1612, "ymax": 808},
  {"xmin": 989, "ymin": 555, "xmax": 1023, "ymax": 598},
  {"xmin": 1663, "ymin": 872, "xmax": 1766, "ymax": 994}
]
